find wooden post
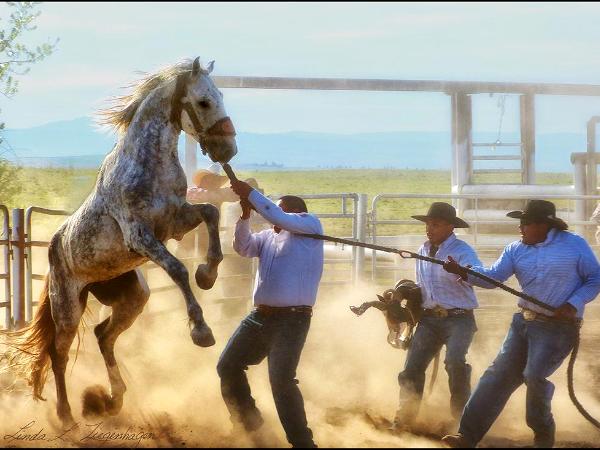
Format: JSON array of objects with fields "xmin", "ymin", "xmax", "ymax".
[{"xmin": 520, "ymin": 94, "xmax": 536, "ymax": 185}]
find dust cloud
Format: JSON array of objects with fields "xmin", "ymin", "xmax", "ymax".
[{"xmin": 1, "ymin": 268, "xmax": 600, "ymax": 448}]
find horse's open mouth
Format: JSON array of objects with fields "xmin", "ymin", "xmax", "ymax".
[{"xmin": 201, "ymin": 136, "xmax": 238, "ymax": 164}]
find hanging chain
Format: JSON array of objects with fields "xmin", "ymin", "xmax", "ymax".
[{"xmin": 493, "ymin": 94, "xmax": 507, "ymax": 150}]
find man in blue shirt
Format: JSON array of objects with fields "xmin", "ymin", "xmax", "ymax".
[
  {"xmin": 217, "ymin": 179, "xmax": 323, "ymax": 449},
  {"xmin": 392, "ymin": 202, "xmax": 482, "ymax": 432},
  {"xmin": 442, "ymin": 200, "xmax": 600, "ymax": 448}
]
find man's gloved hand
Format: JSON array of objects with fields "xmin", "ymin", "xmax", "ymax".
[
  {"xmin": 554, "ymin": 302, "xmax": 577, "ymax": 320},
  {"xmin": 443, "ymin": 255, "xmax": 469, "ymax": 281}
]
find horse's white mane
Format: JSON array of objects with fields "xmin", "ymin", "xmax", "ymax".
[{"xmin": 97, "ymin": 58, "xmax": 211, "ymax": 134}]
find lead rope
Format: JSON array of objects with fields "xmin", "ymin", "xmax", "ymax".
[
  {"xmin": 567, "ymin": 327, "xmax": 600, "ymax": 428},
  {"xmin": 220, "ymin": 163, "xmax": 600, "ymax": 430}
]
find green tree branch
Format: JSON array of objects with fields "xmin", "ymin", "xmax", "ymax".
[{"xmin": 0, "ymin": 2, "xmax": 57, "ymax": 204}]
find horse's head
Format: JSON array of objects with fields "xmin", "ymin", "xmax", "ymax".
[{"xmin": 173, "ymin": 57, "xmax": 238, "ymax": 164}]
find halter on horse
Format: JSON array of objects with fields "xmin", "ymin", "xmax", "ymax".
[{"xmin": 3, "ymin": 57, "xmax": 236, "ymax": 426}]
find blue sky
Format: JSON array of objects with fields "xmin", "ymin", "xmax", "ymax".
[{"xmin": 3, "ymin": 2, "xmax": 600, "ymax": 134}]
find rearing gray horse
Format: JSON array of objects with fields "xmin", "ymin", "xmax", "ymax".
[{"xmin": 4, "ymin": 57, "xmax": 236, "ymax": 426}]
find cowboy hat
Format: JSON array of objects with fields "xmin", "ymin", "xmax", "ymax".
[
  {"xmin": 411, "ymin": 202, "xmax": 469, "ymax": 228},
  {"xmin": 192, "ymin": 168, "xmax": 229, "ymax": 190},
  {"xmin": 506, "ymin": 200, "xmax": 568, "ymax": 230}
]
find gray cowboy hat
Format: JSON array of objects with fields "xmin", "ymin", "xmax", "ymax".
[
  {"xmin": 411, "ymin": 202, "xmax": 469, "ymax": 228},
  {"xmin": 506, "ymin": 199, "xmax": 568, "ymax": 230}
]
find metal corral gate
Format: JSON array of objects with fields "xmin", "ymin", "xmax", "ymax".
[
  {"xmin": 0, "ymin": 206, "xmax": 10, "ymax": 329},
  {"xmin": 24, "ymin": 207, "xmax": 71, "ymax": 324},
  {"xmin": 143, "ymin": 193, "xmax": 369, "ymax": 296},
  {"xmin": 273, "ymin": 193, "xmax": 368, "ymax": 285},
  {"xmin": 370, "ymin": 193, "xmax": 600, "ymax": 282},
  {"xmin": 0, "ymin": 207, "xmax": 71, "ymax": 330},
  {"xmin": 4, "ymin": 193, "xmax": 367, "ymax": 328}
]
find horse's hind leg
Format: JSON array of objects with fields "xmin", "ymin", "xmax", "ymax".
[
  {"xmin": 88, "ymin": 269, "xmax": 150, "ymax": 416},
  {"xmin": 48, "ymin": 275, "xmax": 87, "ymax": 427}
]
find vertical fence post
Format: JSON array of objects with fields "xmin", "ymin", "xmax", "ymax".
[
  {"xmin": 11, "ymin": 208, "xmax": 25, "ymax": 329},
  {"xmin": 24, "ymin": 207, "xmax": 33, "ymax": 323},
  {"xmin": 573, "ymin": 159, "xmax": 587, "ymax": 238},
  {"xmin": 1, "ymin": 206, "xmax": 10, "ymax": 330},
  {"xmin": 354, "ymin": 194, "xmax": 367, "ymax": 283}
]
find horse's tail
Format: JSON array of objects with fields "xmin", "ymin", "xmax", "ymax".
[{"xmin": 2, "ymin": 275, "xmax": 55, "ymax": 400}]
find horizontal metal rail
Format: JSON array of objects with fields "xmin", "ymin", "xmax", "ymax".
[
  {"xmin": 372, "ymin": 193, "xmax": 600, "ymax": 201},
  {"xmin": 473, "ymin": 155, "xmax": 523, "ymax": 161},
  {"xmin": 473, "ymin": 169, "xmax": 523, "ymax": 174},
  {"xmin": 373, "ymin": 219, "xmax": 598, "ymax": 226},
  {"xmin": 472, "ymin": 142, "xmax": 523, "ymax": 147},
  {"xmin": 370, "ymin": 193, "xmax": 600, "ymax": 281},
  {"xmin": 213, "ymin": 76, "xmax": 600, "ymax": 96}
]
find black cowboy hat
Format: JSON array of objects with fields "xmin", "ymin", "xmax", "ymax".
[
  {"xmin": 411, "ymin": 202, "xmax": 469, "ymax": 228},
  {"xmin": 506, "ymin": 199, "xmax": 568, "ymax": 230}
]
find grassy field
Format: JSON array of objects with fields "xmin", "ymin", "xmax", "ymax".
[
  {"xmin": 0, "ymin": 166, "xmax": 574, "ymax": 239},
  {"xmin": 238, "ymin": 169, "xmax": 573, "ymax": 236}
]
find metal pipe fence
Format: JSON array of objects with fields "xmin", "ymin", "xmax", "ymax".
[
  {"xmin": 269, "ymin": 193, "xmax": 366, "ymax": 285},
  {"xmin": 11, "ymin": 191, "xmax": 599, "ymax": 326},
  {"xmin": 24, "ymin": 207, "xmax": 71, "ymax": 323},
  {"xmin": 370, "ymin": 193, "xmax": 600, "ymax": 282},
  {"xmin": 0, "ymin": 205, "xmax": 10, "ymax": 329}
]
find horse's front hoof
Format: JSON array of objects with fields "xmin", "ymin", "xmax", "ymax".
[
  {"xmin": 107, "ymin": 395, "xmax": 124, "ymax": 416},
  {"xmin": 195, "ymin": 264, "xmax": 218, "ymax": 290},
  {"xmin": 191, "ymin": 323, "xmax": 216, "ymax": 347}
]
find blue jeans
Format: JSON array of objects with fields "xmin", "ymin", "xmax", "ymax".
[
  {"xmin": 217, "ymin": 309, "xmax": 314, "ymax": 448},
  {"xmin": 397, "ymin": 314, "xmax": 477, "ymax": 422},
  {"xmin": 458, "ymin": 313, "xmax": 578, "ymax": 447}
]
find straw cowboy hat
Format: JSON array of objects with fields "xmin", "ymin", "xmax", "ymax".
[
  {"xmin": 411, "ymin": 202, "xmax": 470, "ymax": 228},
  {"xmin": 192, "ymin": 163, "xmax": 229, "ymax": 190},
  {"xmin": 506, "ymin": 199, "xmax": 568, "ymax": 230}
]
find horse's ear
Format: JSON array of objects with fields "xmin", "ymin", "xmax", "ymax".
[
  {"xmin": 192, "ymin": 57, "xmax": 201, "ymax": 77},
  {"xmin": 206, "ymin": 60, "xmax": 215, "ymax": 74}
]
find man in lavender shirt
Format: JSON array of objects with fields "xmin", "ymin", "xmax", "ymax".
[
  {"xmin": 391, "ymin": 202, "xmax": 482, "ymax": 433},
  {"xmin": 217, "ymin": 179, "xmax": 323, "ymax": 449}
]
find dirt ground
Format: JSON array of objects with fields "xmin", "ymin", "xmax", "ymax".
[{"xmin": 1, "ymin": 278, "xmax": 600, "ymax": 448}]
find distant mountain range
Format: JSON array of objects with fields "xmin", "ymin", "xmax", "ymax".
[{"xmin": 1, "ymin": 116, "xmax": 590, "ymax": 172}]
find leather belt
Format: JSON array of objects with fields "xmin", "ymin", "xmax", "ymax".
[
  {"xmin": 423, "ymin": 306, "xmax": 473, "ymax": 319},
  {"xmin": 255, "ymin": 305, "xmax": 313, "ymax": 316},
  {"xmin": 519, "ymin": 308, "xmax": 581, "ymax": 325}
]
